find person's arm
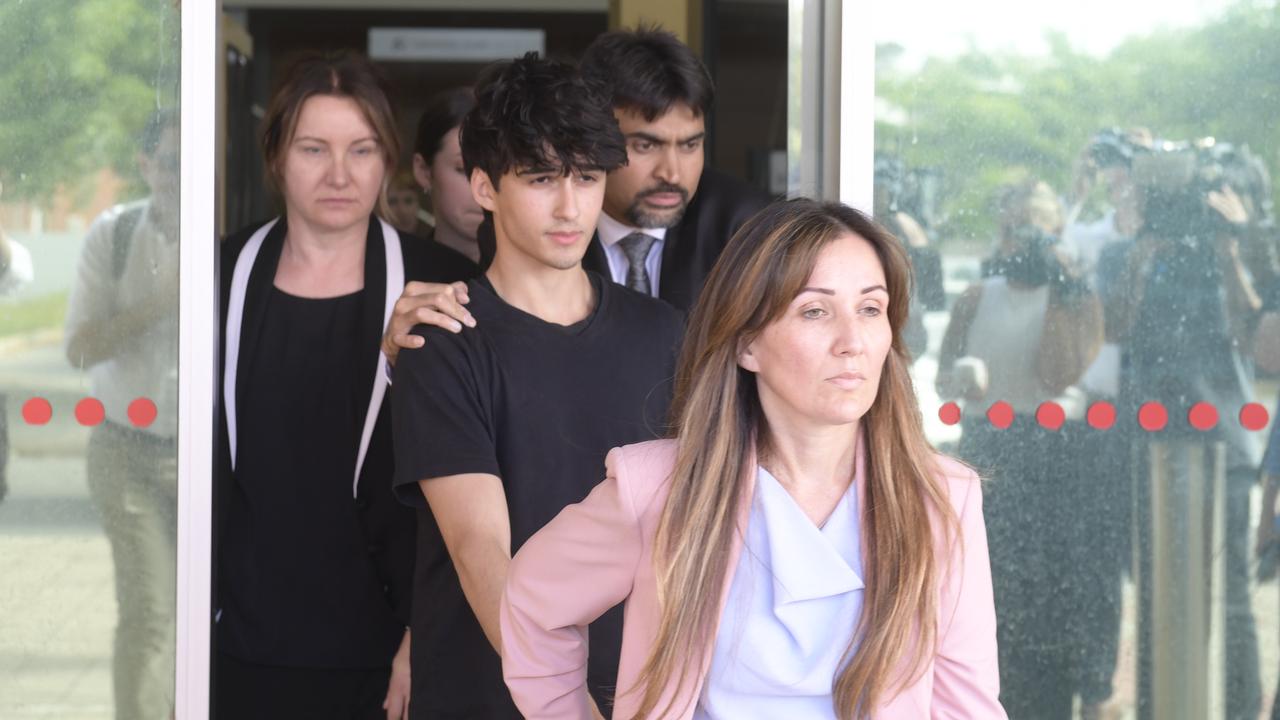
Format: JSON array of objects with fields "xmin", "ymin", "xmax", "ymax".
[
  {"xmin": 935, "ymin": 285, "xmax": 984, "ymax": 401},
  {"xmin": 501, "ymin": 448, "xmax": 648, "ymax": 720},
  {"xmin": 1103, "ymin": 236, "xmax": 1156, "ymax": 344},
  {"xmin": 931, "ymin": 470, "xmax": 1008, "ymax": 718},
  {"xmin": 420, "ymin": 472, "xmax": 511, "ymax": 650}
]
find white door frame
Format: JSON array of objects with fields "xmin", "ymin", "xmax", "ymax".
[{"xmin": 176, "ymin": 3, "xmax": 219, "ymax": 718}]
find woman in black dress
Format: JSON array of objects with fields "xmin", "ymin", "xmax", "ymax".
[{"xmin": 215, "ymin": 51, "xmax": 476, "ymax": 720}]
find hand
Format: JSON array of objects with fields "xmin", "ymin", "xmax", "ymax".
[
  {"xmin": 953, "ymin": 356, "xmax": 989, "ymax": 403},
  {"xmin": 1206, "ymin": 185, "xmax": 1249, "ymax": 225},
  {"xmin": 381, "ymin": 281, "xmax": 475, "ymax": 367},
  {"xmin": 382, "ymin": 629, "xmax": 411, "ymax": 720}
]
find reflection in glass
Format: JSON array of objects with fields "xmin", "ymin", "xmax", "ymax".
[
  {"xmin": 876, "ymin": 2, "xmax": 1279, "ymax": 717},
  {"xmin": 0, "ymin": 1, "xmax": 180, "ymax": 717}
]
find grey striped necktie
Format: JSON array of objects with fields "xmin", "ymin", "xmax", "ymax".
[{"xmin": 618, "ymin": 232, "xmax": 657, "ymax": 295}]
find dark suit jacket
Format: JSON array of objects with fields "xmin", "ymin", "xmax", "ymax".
[{"xmin": 583, "ymin": 167, "xmax": 772, "ymax": 312}]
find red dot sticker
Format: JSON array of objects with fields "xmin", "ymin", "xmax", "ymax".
[
  {"xmin": 939, "ymin": 402, "xmax": 961, "ymax": 426},
  {"xmin": 128, "ymin": 397, "xmax": 158, "ymax": 428},
  {"xmin": 1138, "ymin": 402, "xmax": 1168, "ymax": 432},
  {"xmin": 22, "ymin": 397, "xmax": 53, "ymax": 425},
  {"xmin": 1087, "ymin": 401, "xmax": 1117, "ymax": 430},
  {"xmin": 987, "ymin": 401, "xmax": 1014, "ymax": 430},
  {"xmin": 75, "ymin": 398, "xmax": 105, "ymax": 427},
  {"xmin": 1241, "ymin": 403, "xmax": 1270, "ymax": 431},
  {"xmin": 1188, "ymin": 402, "xmax": 1218, "ymax": 431},
  {"xmin": 1036, "ymin": 401, "xmax": 1065, "ymax": 431}
]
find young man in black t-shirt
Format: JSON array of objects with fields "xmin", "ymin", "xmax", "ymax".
[{"xmin": 390, "ymin": 54, "xmax": 683, "ymax": 720}]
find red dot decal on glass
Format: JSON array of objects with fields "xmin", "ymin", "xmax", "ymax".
[
  {"xmin": 987, "ymin": 401, "xmax": 1014, "ymax": 430},
  {"xmin": 22, "ymin": 397, "xmax": 53, "ymax": 425},
  {"xmin": 1188, "ymin": 402, "xmax": 1218, "ymax": 431},
  {"xmin": 1087, "ymin": 401, "xmax": 1117, "ymax": 430},
  {"xmin": 1241, "ymin": 403, "xmax": 1270, "ymax": 431},
  {"xmin": 1036, "ymin": 402, "xmax": 1065, "ymax": 431},
  {"xmin": 75, "ymin": 398, "xmax": 105, "ymax": 427},
  {"xmin": 939, "ymin": 402, "xmax": 961, "ymax": 426},
  {"xmin": 1138, "ymin": 402, "xmax": 1168, "ymax": 432},
  {"xmin": 128, "ymin": 398, "xmax": 158, "ymax": 428}
]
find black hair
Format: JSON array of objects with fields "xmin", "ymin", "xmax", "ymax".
[
  {"xmin": 460, "ymin": 52, "xmax": 627, "ymax": 189},
  {"xmin": 579, "ymin": 25, "xmax": 714, "ymax": 120},
  {"xmin": 140, "ymin": 108, "xmax": 180, "ymax": 157},
  {"xmin": 414, "ymin": 87, "xmax": 475, "ymax": 161}
]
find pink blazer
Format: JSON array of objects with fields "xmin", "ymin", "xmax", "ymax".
[{"xmin": 500, "ymin": 439, "xmax": 1007, "ymax": 719}]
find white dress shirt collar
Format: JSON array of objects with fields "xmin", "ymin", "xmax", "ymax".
[{"xmin": 596, "ymin": 210, "xmax": 666, "ymax": 248}]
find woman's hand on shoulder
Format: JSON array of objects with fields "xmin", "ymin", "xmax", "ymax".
[{"xmin": 382, "ymin": 281, "xmax": 476, "ymax": 366}]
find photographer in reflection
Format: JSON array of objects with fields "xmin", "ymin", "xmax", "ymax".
[
  {"xmin": 937, "ymin": 178, "xmax": 1103, "ymax": 718},
  {"xmin": 1107, "ymin": 138, "xmax": 1268, "ymax": 720},
  {"xmin": 63, "ymin": 109, "xmax": 180, "ymax": 720},
  {"xmin": 873, "ymin": 155, "xmax": 945, "ymax": 361},
  {"xmin": 1059, "ymin": 128, "xmax": 1152, "ymax": 719}
]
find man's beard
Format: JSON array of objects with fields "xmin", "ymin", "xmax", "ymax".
[{"xmin": 624, "ymin": 184, "xmax": 690, "ymax": 228}]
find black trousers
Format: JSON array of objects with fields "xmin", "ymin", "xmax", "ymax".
[{"xmin": 214, "ymin": 652, "xmax": 391, "ymax": 720}]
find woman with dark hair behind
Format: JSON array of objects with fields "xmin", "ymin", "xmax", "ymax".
[
  {"xmin": 500, "ymin": 198, "xmax": 1006, "ymax": 718},
  {"xmin": 215, "ymin": 51, "xmax": 474, "ymax": 719},
  {"xmin": 412, "ymin": 87, "xmax": 484, "ymax": 264}
]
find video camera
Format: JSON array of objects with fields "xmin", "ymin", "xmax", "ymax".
[{"xmin": 1128, "ymin": 137, "xmax": 1270, "ymax": 240}]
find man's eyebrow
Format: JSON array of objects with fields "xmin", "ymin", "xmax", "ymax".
[
  {"xmin": 678, "ymin": 131, "xmax": 706, "ymax": 145},
  {"xmin": 625, "ymin": 132, "xmax": 666, "ymax": 145}
]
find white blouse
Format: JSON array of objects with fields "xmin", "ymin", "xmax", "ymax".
[{"xmin": 694, "ymin": 466, "xmax": 865, "ymax": 719}]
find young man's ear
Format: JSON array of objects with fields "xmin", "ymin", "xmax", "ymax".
[
  {"xmin": 412, "ymin": 153, "xmax": 433, "ymax": 194},
  {"xmin": 470, "ymin": 168, "xmax": 498, "ymax": 213}
]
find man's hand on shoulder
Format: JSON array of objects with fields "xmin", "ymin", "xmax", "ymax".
[{"xmin": 382, "ymin": 281, "xmax": 477, "ymax": 366}]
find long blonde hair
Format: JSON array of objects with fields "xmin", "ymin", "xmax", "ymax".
[{"xmin": 630, "ymin": 199, "xmax": 957, "ymax": 718}]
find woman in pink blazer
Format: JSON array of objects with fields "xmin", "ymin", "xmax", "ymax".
[{"xmin": 501, "ymin": 199, "xmax": 1007, "ymax": 719}]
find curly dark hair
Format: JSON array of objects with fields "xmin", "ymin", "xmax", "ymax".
[
  {"xmin": 460, "ymin": 52, "xmax": 627, "ymax": 189},
  {"xmin": 580, "ymin": 25, "xmax": 714, "ymax": 121}
]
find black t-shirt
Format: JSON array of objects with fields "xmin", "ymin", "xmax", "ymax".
[
  {"xmin": 221, "ymin": 287, "xmax": 404, "ymax": 668},
  {"xmin": 392, "ymin": 271, "xmax": 683, "ymax": 719}
]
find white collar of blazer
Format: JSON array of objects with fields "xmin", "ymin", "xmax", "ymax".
[{"xmin": 223, "ymin": 217, "xmax": 404, "ymax": 498}]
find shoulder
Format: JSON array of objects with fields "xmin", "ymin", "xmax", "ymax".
[
  {"xmin": 689, "ymin": 168, "xmax": 772, "ymax": 224},
  {"xmin": 400, "ymin": 232, "xmax": 480, "ymax": 284},
  {"xmin": 606, "ymin": 439, "xmax": 679, "ymax": 519},
  {"xmin": 221, "ymin": 217, "xmax": 278, "ymax": 264},
  {"xmin": 600, "ymin": 277, "xmax": 684, "ymax": 330},
  {"xmin": 928, "ymin": 452, "xmax": 985, "ymax": 527},
  {"xmin": 86, "ymin": 199, "xmax": 148, "ymax": 243},
  {"xmin": 402, "ymin": 279, "xmax": 497, "ymax": 355}
]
